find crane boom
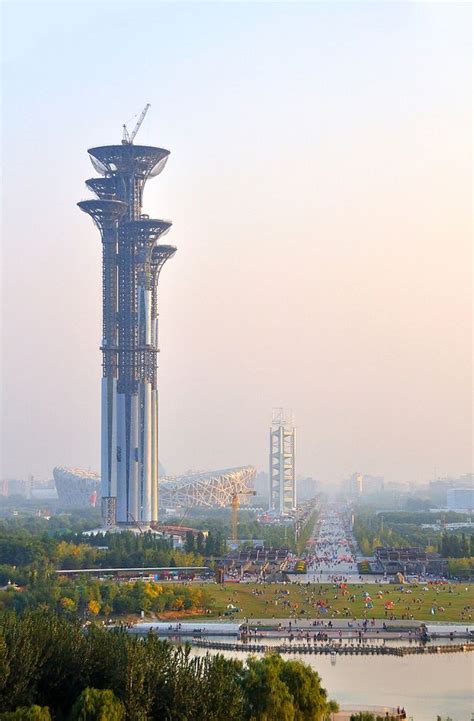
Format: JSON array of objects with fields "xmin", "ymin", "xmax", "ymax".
[
  {"xmin": 121, "ymin": 104, "xmax": 151, "ymax": 145},
  {"xmin": 231, "ymin": 490, "xmax": 257, "ymax": 542},
  {"xmin": 130, "ymin": 103, "xmax": 151, "ymax": 143},
  {"xmin": 127, "ymin": 512, "xmax": 145, "ymax": 534}
]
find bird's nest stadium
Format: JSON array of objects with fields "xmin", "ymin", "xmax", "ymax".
[{"xmin": 53, "ymin": 465, "xmax": 256, "ymax": 509}]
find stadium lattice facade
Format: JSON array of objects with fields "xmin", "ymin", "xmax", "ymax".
[
  {"xmin": 53, "ymin": 467, "xmax": 100, "ymax": 508},
  {"xmin": 160, "ymin": 466, "xmax": 257, "ymax": 508},
  {"xmin": 54, "ymin": 466, "xmax": 257, "ymax": 512}
]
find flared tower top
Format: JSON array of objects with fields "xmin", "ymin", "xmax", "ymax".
[
  {"xmin": 152, "ymin": 244, "xmax": 177, "ymax": 264},
  {"xmin": 77, "ymin": 199, "xmax": 128, "ymax": 229},
  {"xmin": 88, "ymin": 144, "xmax": 170, "ymax": 178},
  {"xmin": 151, "ymin": 244, "xmax": 178, "ymax": 283},
  {"xmin": 85, "ymin": 177, "xmax": 122, "ymax": 199},
  {"xmin": 120, "ymin": 218, "xmax": 173, "ymax": 244}
]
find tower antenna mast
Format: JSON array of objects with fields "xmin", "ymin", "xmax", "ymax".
[{"xmin": 122, "ymin": 103, "xmax": 151, "ymax": 145}]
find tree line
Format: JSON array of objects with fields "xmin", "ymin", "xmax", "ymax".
[
  {"xmin": 183, "ymin": 530, "xmax": 226, "ymax": 556},
  {"xmin": 296, "ymin": 510, "xmax": 318, "ymax": 555},
  {"xmin": 0, "ymin": 528, "xmax": 205, "ymax": 587},
  {"xmin": 0, "ymin": 611, "xmax": 338, "ymax": 720},
  {"xmin": 439, "ymin": 531, "xmax": 471, "ymax": 558},
  {"xmin": 353, "ymin": 508, "xmax": 474, "ymax": 563},
  {"xmin": 0, "ymin": 577, "xmax": 215, "ymax": 618},
  {"xmin": 167, "ymin": 508, "xmax": 296, "ymax": 550}
]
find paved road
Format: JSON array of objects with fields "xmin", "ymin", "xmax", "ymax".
[{"xmin": 296, "ymin": 508, "xmax": 386, "ymax": 584}]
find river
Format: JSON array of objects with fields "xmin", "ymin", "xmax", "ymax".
[{"xmin": 193, "ymin": 647, "xmax": 473, "ymax": 720}]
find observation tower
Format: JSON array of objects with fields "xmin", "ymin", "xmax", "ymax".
[
  {"xmin": 269, "ymin": 408, "xmax": 296, "ymax": 513},
  {"xmin": 78, "ymin": 106, "xmax": 177, "ymax": 527}
]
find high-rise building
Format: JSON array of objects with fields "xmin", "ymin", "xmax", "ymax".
[
  {"xmin": 269, "ymin": 408, "xmax": 296, "ymax": 513},
  {"xmin": 446, "ymin": 488, "xmax": 474, "ymax": 511},
  {"xmin": 344, "ymin": 472, "xmax": 384, "ymax": 497},
  {"xmin": 78, "ymin": 112, "xmax": 176, "ymax": 527}
]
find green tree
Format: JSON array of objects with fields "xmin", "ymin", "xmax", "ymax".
[
  {"xmin": 196, "ymin": 532, "xmax": 205, "ymax": 555},
  {"xmin": 324, "ymin": 701, "xmax": 339, "ymax": 721},
  {"xmin": 197, "ymin": 654, "xmax": 245, "ymax": 721},
  {"xmin": 0, "ymin": 706, "xmax": 51, "ymax": 720},
  {"xmin": 0, "ymin": 612, "xmax": 338, "ymax": 721},
  {"xmin": 205, "ymin": 532, "xmax": 215, "ymax": 555},
  {"xmin": 0, "ymin": 613, "xmax": 43, "ymax": 710},
  {"xmin": 242, "ymin": 655, "xmax": 296, "ymax": 720},
  {"xmin": 69, "ymin": 688, "xmax": 124, "ymax": 721},
  {"xmin": 241, "ymin": 654, "xmax": 336, "ymax": 721},
  {"xmin": 185, "ymin": 532, "xmax": 195, "ymax": 553},
  {"xmin": 280, "ymin": 659, "xmax": 334, "ymax": 720}
]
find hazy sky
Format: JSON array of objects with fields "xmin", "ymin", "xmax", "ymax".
[{"xmin": 1, "ymin": 1, "xmax": 472, "ymax": 485}]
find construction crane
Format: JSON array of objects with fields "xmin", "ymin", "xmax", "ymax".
[
  {"xmin": 127, "ymin": 512, "xmax": 145, "ymax": 534},
  {"xmin": 122, "ymin": 103, "xmax": 151, "ymax": 145},
  {"xmin": 231, "ymin": 490, "xmax": 257, "ymax": 542}
]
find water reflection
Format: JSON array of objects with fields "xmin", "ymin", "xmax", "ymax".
[{"xmin": 192, "ymin": 647, "xmax": 472, "ymax": 721}]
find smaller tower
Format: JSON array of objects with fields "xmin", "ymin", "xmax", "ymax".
[
  {"xmin": 150, "ymin": 244, "xmax": 177, "ymax": 522},
  {"xmin": 269, "ymin": 408, "xmax": 296, "ymax": 513}
]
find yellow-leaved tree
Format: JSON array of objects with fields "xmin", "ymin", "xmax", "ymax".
[{"xmin": 87, "ymin": 600, "xmax": 101, "ymax": 616}]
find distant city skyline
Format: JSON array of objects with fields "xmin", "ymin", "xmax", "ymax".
[{"xmin": 1, "ymin": 1, "xmax": 472, "ymax": 485}]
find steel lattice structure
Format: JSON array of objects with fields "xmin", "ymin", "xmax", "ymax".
[
  {"xmin": 160, "ymin": 466, "xmax": 257, "ymax": 508},
  {"xmin": 78, "ymin": 133, "xmax": 176, "ymax": 527},
  {"xmin": 269, "ymin": 408, "xmax": 296, "ymax": 513},
  {"xmin": 53, "ymin": 467, "xmax": 100, "ymax": 508}
]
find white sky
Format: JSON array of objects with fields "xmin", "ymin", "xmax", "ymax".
[{"xmin": 1, "ymin": 1, "xmax": 472, "ymax": 484}]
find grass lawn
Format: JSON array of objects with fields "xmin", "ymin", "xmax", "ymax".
[{"xmin": 194, "ymin": 581, "xmax": 473, "ymax": 623}]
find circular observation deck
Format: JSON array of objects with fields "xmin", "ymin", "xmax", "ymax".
[
  {"xmin": 152, "ymin": 244, "xmax": 177, "ymax": 264},
  {"xmin": 77, "ymin": 199, "xmax": 128, "ymax": 228},
  {"xmin": 85, "ymin": 176, "xmax": 123, "ymax": 199},
  {"xmin": 120, "ymin": 218, "xmax": 173, "ymax": 245},
  {"xmin": 88, "ymin": 144, "xmax": 170, "ymax": 178}
]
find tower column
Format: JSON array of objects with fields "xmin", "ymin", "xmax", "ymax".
[
  {"xmin": 150, "ymin": 244, "xmax": 177, "ymax": 523},
  {"xmin": 116, "ymin": 221, "xmax": 173, "ymax": 525},
  {"xmin": 77, "ymin": 199, "xmax": 127, "ymax": 526}
]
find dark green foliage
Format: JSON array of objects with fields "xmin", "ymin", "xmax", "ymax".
[
  {"xmin": 0, "ymin": 612, "xmax": 245, "ymax": 720},
  {"xmin": 440, "ymin": 531, "xmax": 472, "ymax": 559},
  {"xmin": 377, "ymin": 512, "xmax": 469, "ymax": 526},
  {"xmin": 184, "ymin": 531, "xmax": 195, "ymax": 553},
  {"xmin": 0, "ymin": 522, "xmax": 203, "ymax": 573},
  {"xmin": 0, "ymin": 612, "xmax": 336, "ymax": 721},
  {"xmin": 353, "ymin": 507, "xmax": 473, "ymax": 560},
  {"xmin": 0, "ymin": 519, "xmax": 209, "ymax": 617}
]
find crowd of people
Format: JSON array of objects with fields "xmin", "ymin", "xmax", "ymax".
[{"xmin": 303, "ymin": 510, "xmax": 359, "ymax": 581}]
